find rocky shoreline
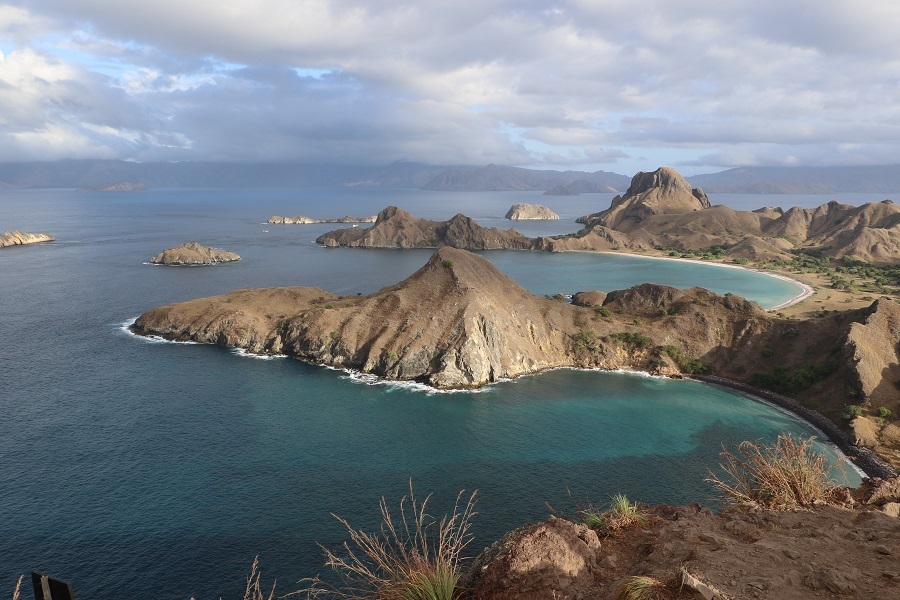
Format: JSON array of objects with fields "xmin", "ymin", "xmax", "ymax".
[{"xmin": 696, "ymin": 375, "xmax": 897, "ymax": 479}]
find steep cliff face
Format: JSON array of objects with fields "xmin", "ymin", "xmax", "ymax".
[
  {"xmin": 316, "ymin": 206, "xmax": 535, "ymax": 250},
  {"xmin": 149, "ymin": 242, "xmax": 240, "ymax": 265},
  {"xmin": 0, "ymin": 230, "xmax": 54, "ymax": 248},
  {"xmin": 285, "ymin": 247, "xmax": 577, "ymax": 388}
]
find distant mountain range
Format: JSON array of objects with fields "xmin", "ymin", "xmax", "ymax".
[
  {"xmin": 2, "ymin": 160, "xmax": 900, "ymax": 193},
  {"xmin": 688, "ymin": 165, "xmax": 900, "ymax": 194}
]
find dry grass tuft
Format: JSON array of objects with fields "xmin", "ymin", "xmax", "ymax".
[
  {"xmin": 615, "ymin": 575, "xmax": 672, "ymax": 600},
  {"xmin": 297, "ymin": 482, "xmax": 477, "ymax": 600},
  {"xmin": 706, "ymin": 433, "xmax": 840, "ymax": 509},
  {"xmin": 578, "ymin": 493, "xmax": 648, "ymax": 533}
]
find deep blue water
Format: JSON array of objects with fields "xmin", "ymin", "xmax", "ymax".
[{"xmin": 0, "ymin": 188, "xmax": 864, "ymax": 599}]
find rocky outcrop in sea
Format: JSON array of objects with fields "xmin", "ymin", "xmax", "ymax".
[
  {"xmin": 504, "ymin": 203, "xmax": 560, "ymax": 220},
  {"xmin": 149, "ymin": 242, "xmax": 240, "ymax": 265},
  {"xmin": 0, "ymin": 230, "xmax": 54, "ymax": 248}
]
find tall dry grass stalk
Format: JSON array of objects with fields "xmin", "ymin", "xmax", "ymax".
[
  {"xmin": 298, "ymin": 482, "xmax": 477, "ymax": 600},
  {"xmin": 706, "ymin": 433, "xmax": 839, "ymax": 508},
  {"xmin": 243, "ymin": 556, "xmax": 276, "ymax": 600}
]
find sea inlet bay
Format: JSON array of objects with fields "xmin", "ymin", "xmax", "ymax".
[{"xmin": 0, "ymin": 187, "xmax": 873, "ymax": 599}]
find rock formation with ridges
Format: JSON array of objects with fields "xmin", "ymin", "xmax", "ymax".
[
  {"xmin": 316, "ymin": 206, "xmax": 535, "ymax": 250},
  {"xmin": 504, "ymin": 203, "xmax": 560, "ymax": 220},
  {"xmin": 587, "ymin": 166, "xmax": 711, "ymax": 231},
  {"xmin": 563, "ymin": 168, "xmax": 900, "ymax": 265},
  {"xmin": 149, "ymin": 242, "xmax": 240, "ymax": 265},
  {"xmin": 0, "ymin": 230, "xmax": 54, "ymax": 248}
]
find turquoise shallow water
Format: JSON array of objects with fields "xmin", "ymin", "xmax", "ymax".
[{"xmin": 0, "ymin": 188, "xmax": 859, "ymax": 599}]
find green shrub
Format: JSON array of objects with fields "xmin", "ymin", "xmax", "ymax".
[
  {"xmin": 749, "ymin": 363, "xmax": 834, "ymax": 394},
  {"xmin": 442, "ymin": 259, "xmax": 454, "ymax": 268},
  {"xmin": 594, "ymin": 306, "xmax": 612, "ymax": 317},
  {"xmin": 760, "ymin": 347, "xmax": 775, "ymax": 358},
  {"xmin": 842, "ymin": 405, "xmax": 863, "ymax": 420},
  {"xmin": 608, "ymin": 332, "xmax": 652, "ymax": 349},
  {"xmin": 386, "ymin": 350, "xmax": 399, "ymax": 363},
  {"xmin": 877, "ymin": 406, "xmax": 892, "ymax": 419},
  {"xmin": 659, "ymin": 345, "xmax": 709, "ymax": 375}
]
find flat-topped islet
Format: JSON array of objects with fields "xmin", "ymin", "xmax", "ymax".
[{"xmin": 504, "ymin": 203, "xmax": 560, "ymax": 220}]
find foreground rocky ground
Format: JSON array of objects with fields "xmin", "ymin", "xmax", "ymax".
[{"xmin": 463, "ymin": 477, "xmax": 900, "ymax": 600}]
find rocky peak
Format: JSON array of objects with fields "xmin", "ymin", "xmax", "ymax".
[
  {"xmin": 595, "ymin": 167, "xmax": 712, "ymax": 231},
  {"xmin": 375, "ymin": 205, "xmax": 413, "ymax": 222},
  {"xmin": 625, "ymin": 166, "xmax": 707, "ymax": 204}
]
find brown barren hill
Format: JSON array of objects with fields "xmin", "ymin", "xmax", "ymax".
[
  {"xmin": 316, "ymin": 206, "xmax": 535, "ymax": 249},
  {"xmin": 563, "ymin": 167, "xmax": 900, "ymax": 264}
]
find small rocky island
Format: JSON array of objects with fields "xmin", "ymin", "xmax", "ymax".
[
  {"xmin": 504, "ymin": 203, "xmax": 560, "ymax": 220},
  {"xmin": 0, "ymin": 230, "xmax": 54, "ymax": 248},
  {"xmin": 149, "ymin": 242, "xmax": 240, "ymax": 265},
  {"xmin": 267, "ymin": 215, "xmax": 376, "ymax": 224}
]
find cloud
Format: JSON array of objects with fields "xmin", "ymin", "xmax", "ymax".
[{"xmin": 3, "ymin": 1, "xmax": 900, "ymax": 172}]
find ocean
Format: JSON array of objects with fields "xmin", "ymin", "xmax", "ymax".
[{"xmin": 0, "ymin": 187, "xmax": 872, "ymax": 599}]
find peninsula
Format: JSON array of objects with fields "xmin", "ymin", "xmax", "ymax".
[
  {"xmin": 1, "ymin": 229, "xmax": 54, "ymax": 248},
  {"xmin": 149, "ymin": 242, "xmax": 240, "ymax": 265},
  {"xmin": 133, "ymin": 246, "xmax": 900, "ymax": 471}
]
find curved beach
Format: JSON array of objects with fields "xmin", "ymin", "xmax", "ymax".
[{"xmin": 591, "ymin": 249, "xmax": 815, "ymax": 310}]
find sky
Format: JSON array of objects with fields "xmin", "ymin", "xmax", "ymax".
[{"xmin": 1, "ymin": 1, "xmax": 900, "ymax": 176}]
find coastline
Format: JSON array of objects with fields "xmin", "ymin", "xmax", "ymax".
[
  {"xmin": 124, "ymin": 312, "xmax": 880, "ymax": 477},
  {"xmin": 582, "ymin": 249, "xmax": 815, "ymax": 310},
  {"xmin": 695, "ymin": 374, "xmax": 897, "ymax": 480}
]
